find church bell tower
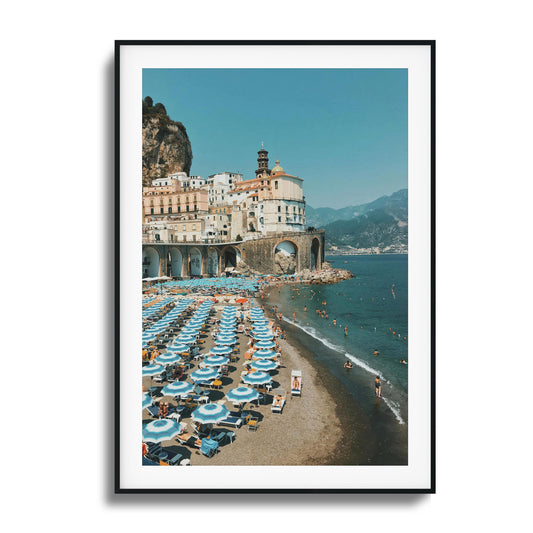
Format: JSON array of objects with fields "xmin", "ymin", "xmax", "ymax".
[{"xmin": 255, "ymin": 142, "xmax": 271, "ymax": 178}]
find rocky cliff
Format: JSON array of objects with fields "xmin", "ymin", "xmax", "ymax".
[{"xmin": 142, "ymin": 96, "xmax": 193, "ymax": 186}]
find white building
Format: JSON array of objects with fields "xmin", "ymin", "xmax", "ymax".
[{"xmin": 207, "ymin": 172, "xmax": 243, "ymax": 206}]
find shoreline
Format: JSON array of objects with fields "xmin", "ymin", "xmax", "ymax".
[{"xmin": 262, "ymin": 286, "xmax": 408, "ymax": 465}]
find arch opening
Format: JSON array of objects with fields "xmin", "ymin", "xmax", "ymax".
[
  {"xmin": 311, "ymin": 238, "xmax": 320, "ymax": 270},
  {"xmin": 223, "ymin": 246, "xmax": 241, "ymax": 271},
  {"xmin": 274, "ymin": 240, "xmax": 298, "ymax": 275},
  {"xmin": 142, "ymin": 247, "xmax": 160, "ymax": 278}
]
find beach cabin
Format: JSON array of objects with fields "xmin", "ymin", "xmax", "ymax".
[{"xmin": 291, "ymin": 370, "xmax": 302, "ymax": 397}]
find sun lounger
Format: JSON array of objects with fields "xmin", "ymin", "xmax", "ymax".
[
  {"xmin": 176, "ymin": 432, "xmax": 201, "ymax": 448},
  {"xmin": 146, "ymin": 405, "xmax": 160, "ymax": 418},
  {"xmin": 271, "ymin": 396, "xmax": 286, "ymax": 413},
  {"xmin": 219, "ymin": 415, "xmax": 243, "ymax": 428}
]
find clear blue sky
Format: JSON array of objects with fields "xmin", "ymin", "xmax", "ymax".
[{"xmin": 143, "ymin": 69, "xmax": 407, "ymax": 208}]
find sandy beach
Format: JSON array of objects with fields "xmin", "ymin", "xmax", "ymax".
[{"xmin": 142, "ymin": 298, "xmax": 346, "ymax": 465}]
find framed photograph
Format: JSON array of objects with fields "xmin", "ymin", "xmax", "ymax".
[{"xmin": 115, "ymin": 40, "xmax": 435, "ymax": 493}]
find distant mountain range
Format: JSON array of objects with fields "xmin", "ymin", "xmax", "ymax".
[{"xmin": 307, "ymin": 189, "xmax": 408, "ymax": 254}]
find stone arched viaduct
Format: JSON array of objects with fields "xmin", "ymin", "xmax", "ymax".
[{"xmin": 142, "ymin": 230, "xmax": 325, "ymax": 278}]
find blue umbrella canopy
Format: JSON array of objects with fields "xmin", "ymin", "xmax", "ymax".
[
  {"xmin": 209, "ymin": 345, "xmax": 232, "ymax": 356},
  {"xmin": 191, "ymin": 403, "xmax": 229, "ymax": 424},
  {"xmin": 155, "ymin": 352, "xmax": 182, "ymax": 365},
  {"xmin": 253, "ymin": 332, "xmax": 274, "ymax": 341},
  {"xmin": 251, "ymin": 319, "xmax": 269, "ymax": 327},
  {"xmin": 226, "ymin": 386, "xmax": 259, "ymax": 403},
  {"xmin": 254, "ymin": 340, "xmax": 276, "ymax": 349},
  {"xmin": 166, "ymin": 343, "xmax": 189, "ymax": 353},
  {"xmin": 215, "ymin": 337, "xmax": 237, "ymax": 346},
  {"xmin": 242, "ymin": 371, "xmax": 272, "ymax": 385},
  {"xmin": 250, "ymin": 359, "xmax": 277, "ymax": 371},
  {"xmin": 180, "ymin": 327, "xmax": 199, "ymax": 336},
  {"xmin": 253, "ymin": 349, "xmax": 277, "ymax": 359},
  {"xmin": 190, "ymin": 368, "xmax": 219, "ymax": 382},
  {"xmin": 176, "ymin": 335, "xmax": 197, "ymax": 344},
  {"xmin": 252, "ymin": 326, "xmax": 270, "ymax": 333},
  {"xmin": 161, "ymin": 381, "xmax": 194, "ymax": 397},
  {"xmin": 143, "ymin": 419, "xmax": 184, "ymax": 443},
  {"xmin": 143, "ymin": 364, "xmax": 165, "ymax": 376},
  {"xmin": 204, "ymin": 355, "xmax": 229, "ymax": 367}
]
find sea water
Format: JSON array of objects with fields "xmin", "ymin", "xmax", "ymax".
[{"xmin": 265, "ymin": 254, "xmax": 408, "ymax": 464}]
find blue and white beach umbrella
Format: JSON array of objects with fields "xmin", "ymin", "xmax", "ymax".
[
  {"xmin": 161, "ymin": 381, "xmax": 194, "ymax": 397},
  {"xmin": 143, "ymin": 364, "xmax": 165, "ymax": 377},
  {"xmin": 252, "ymin": 326, "xmax": 270, "ymax": 333},
  {"xmin": 166, "ymin": 343, "xmax": 189, "ymax": 353},
  {"xmin": 226, "ymin": 386, "xmax": 259, "ymax": 404},
  {"xmin": 253, "ymin": 332, "xmax": 274, "ymax": 341},
  {"xmin": 176, "ymin": 335, "xmax": 196, "ymax": 344},
  {"xmin": 251, "ymin": 319, "xmax": 269, "ymax": 327},
  {"xmin": 204, "ymin": 355, "xmax": 229, "ymax": 367},
  {"xmin": 190, "ymin": 368, "xmax": 219, "ymax": 382},
  {"xmin": 242, "ymin": 371, "xmax": 272, "ymax": 386},
  {"xmin": 253, "ymin": 349, "xmax": 277, "ymax": 359},
  {"xmin": 251, "ymin": 359, "xmax": 277, "ymax": 371},
  {"xmin": 155, "ymin": 352, "xmax": 182, "ymax": 366},
  {"xmin": 209, "ymin": 345, "xmax": 232, "ymax": 356},
  {"xmin": 143, "ymin": 419, "xmax": 184, "ymax": 443},
  {"xmin": 191, "ymin": 403, "xmax": 229, "ymax": 424},
  {"xmin": 180, "ymin": 327, "xmax": 199, "ymax": 336},
  {"xmin": 218, "ymin": 326, "xmax": 235, "ymax": 333},
  {"xmin": 215, "ymin": 336, "xmax": 237, "ymax": 346},
  {"xmin": 142, "ymin": 393, "xmax": 153, "ymax": 409},
  {"xmin": 254, "ymin": 340, "xmax": 276, "ymax": 349}
]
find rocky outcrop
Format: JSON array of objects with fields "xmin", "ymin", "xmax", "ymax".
[
  {"xmin": 296, "ymin": 267, "xmax": 354, "ymax": 284},
  {"xmin": 274, "ymin": 251, "xmax": 296, "ymax": 275},
  {"xmin": 142, "ymin": 97, "xmax": 193, "ymax": 186}
]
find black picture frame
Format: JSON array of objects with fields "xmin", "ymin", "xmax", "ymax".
[{"xmin": 115, "ymin": 40, "xmax": 435, "ymax": 494}]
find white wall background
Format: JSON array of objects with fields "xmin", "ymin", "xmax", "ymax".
[{"xmin": 2, "ymin": 0, "xmax": 531, "ymax": 530}]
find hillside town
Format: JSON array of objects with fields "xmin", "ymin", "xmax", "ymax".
[{"xmin": 142, "ymin": 146, "xmax": 306, "ymax": 245}]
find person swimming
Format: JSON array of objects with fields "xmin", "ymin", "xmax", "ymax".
[{"xmin": 343, "ymin": 361, "xmax": 353, "ymax": 372}]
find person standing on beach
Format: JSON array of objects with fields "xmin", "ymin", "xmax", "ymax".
[
  {"xmin": 333, "ymin": 318, "xmax": 337, "ymax": 327},
  {"xmin": 292, "ymin": 312, "xmax": 296, "ymax": 322},
  {"xmin": 344, "ymin": 325, "xmax": 348, "ymax": 336},
  {"xmin": 375, "ymin": 376, "xmax": 381, "ymax": 398},
  {"xmin": 304, "ymin": 305, "xmax": 307, "ymax": 312}
]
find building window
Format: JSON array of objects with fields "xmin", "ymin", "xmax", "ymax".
[
  {"xmin": 278, "ymin": 206, "xmax": 281, "ymax": 212},
  {"xmin": 150, "ymin": 208, "xmax": 154, "ymax": 214},
  {"xmin": 192, "ymin": 224, "xmax": 196, "ymax": 230},
  {"xmin": 186, "ymin": 205, "xmax": 189, "ymax": 212},
  {"xmin": 183, "ymin": 225, "xmax": 186, "ymax": 231},
  {"xmin": 275, "ymin": 181, "xmax": 278, "ymax": 189},
  {"xmin": 278, "ymin": 216, "xmax": 281, "ymax": 222},
  {"xmin": 168, "ymin": 207, "xmax": 172, "ymax": 213},
  {"xmin": 160, "ymin": 208, "xmax": 164, "ymax": 214}
]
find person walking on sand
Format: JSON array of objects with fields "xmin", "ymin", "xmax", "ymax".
[
  {"xmin": 375, "ymin": 376, "xmax": 381, "ymax": 398},
  {"xmin": 292, "ymin": 312, "xmax": 296, "ymax": 322}
]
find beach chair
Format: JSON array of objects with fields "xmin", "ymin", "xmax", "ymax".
[
  {"xmin": 271, "ymin": 394, "xmax": 286, "ymax": 414},
  {"xmin": 246, "ymin": 416, "xmax": 259, "ymax": 431},
  {"xmin": 176, "ymin": 432, "xmax": 202, "ymax": 448},
  {"xmin": 146, "ymin": 405, "xmax": 159, "ymax": 418},
  {"xmin": 291, "ymin": 370, "xmax": 302, "ymax": 397},
  {"xmin": 219, "ymin": 415, "xmax": 243, "ymax": 429},
  {"xmin": 200, "ymin": 437, "xmax": 219, "ymax": 457}
]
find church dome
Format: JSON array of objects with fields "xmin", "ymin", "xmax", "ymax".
[{"xmin": 272, "ymin": 159, "xmax": 284, "ymax": 174}]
